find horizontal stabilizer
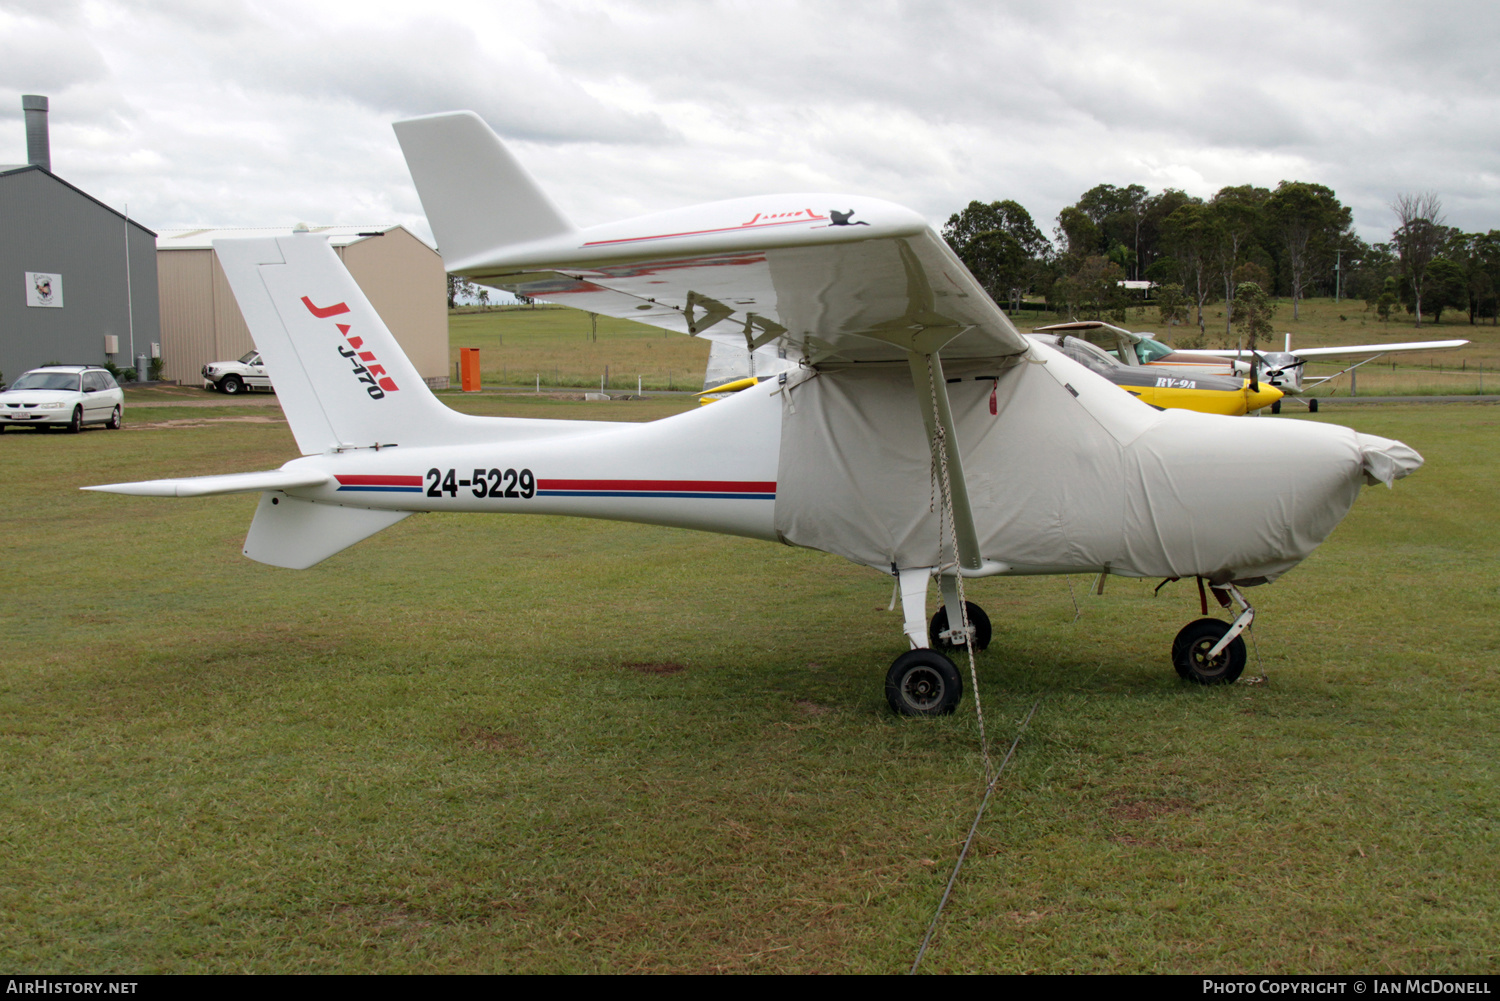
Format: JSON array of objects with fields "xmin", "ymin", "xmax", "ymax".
[
  {"xmin": 243, "ymin": 493, "xmax": 411, "ymax": 569},
  {"xmin": 83, "ymin": 469, "xmax": 330, "ymax": 498},
  {"xmin": 393, "ymin": 111, "xmax": 575, "ymax": 271}
]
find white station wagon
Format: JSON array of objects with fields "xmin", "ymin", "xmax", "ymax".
[
  {"xmin": 202, "ymin": 351, "xmax": 272, "ymax": 394},
  {"xmin": 0, "ymin": 365, "xmax": 124, "ymax": 433}
]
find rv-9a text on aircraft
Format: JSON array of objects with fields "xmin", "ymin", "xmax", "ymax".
[
  {"xmin": 1040, "ymin": 320, "xmax": 1470, "ymax": 413},
  {"xmin": 86, "ymin": 111, "xmax": 1424, "ymax": 716}
]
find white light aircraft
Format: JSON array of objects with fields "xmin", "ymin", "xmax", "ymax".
[
  {"xmin": 86, "ymin": 112, "xmax": 1425, "ymax": 715},
  {"xmin": 1041, "ymin": 320, "xmax": 1469, "ymax": 412}
]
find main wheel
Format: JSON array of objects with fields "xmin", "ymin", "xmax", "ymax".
[
  {"xmin": 1308, "ymin": 398, "xmax": 1319, "ymax": 413},
  {"xmin": 67, "ymin": 406, "xmax": 83, "ymax": 433},
  {"xmin": 1172, "ymin": 618, "xmax": 1246, "ymax": 685},
  {"xmin": 221, "ymin": 375, "xmax": 244, "ymax": 395},
  {"xmin": 106, "ymin": 406, "xmax": 121, "ymax": 430},
  {"xmin": 928, "ymin": 601, "xmax": 992, "ymax": 652},
  {"xmin": 886, "ymin": 650, "xmax": 963, "ymax": 716}
]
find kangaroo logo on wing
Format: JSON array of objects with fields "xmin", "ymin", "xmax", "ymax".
[{"xmin": 301, "ymin": 296, "xmax": 399, "ymax": 399}]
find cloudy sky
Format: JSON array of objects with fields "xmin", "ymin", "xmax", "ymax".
[{"xmin": 4, "ymin": 0, "xmax": 1499, "ymax": 249}]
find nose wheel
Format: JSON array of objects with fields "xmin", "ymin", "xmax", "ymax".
[
  {"xmin": 1172, "ymin": 582, "xmax": 1254, "ymax": 685},
  {"xmin": 1172, "ymin": 618, "xmax": 1247, "ymax": 684}
]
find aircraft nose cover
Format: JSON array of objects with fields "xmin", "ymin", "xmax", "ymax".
[{"xmin": 1118, "ymin": 414, "xmax": 1424, "ymax": 584}]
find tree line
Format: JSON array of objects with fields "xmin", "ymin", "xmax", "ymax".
[{"xmin": 944, "ymin": 183, "xmax": 1500, "ymax": 348}]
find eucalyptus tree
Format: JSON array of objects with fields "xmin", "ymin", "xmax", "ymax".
[
  {"xmin": 1231, "ymin": 281, "xmax": 1276, "ymax": 351},
  {"xmin": 943, "ymin": 200, "xmax": 1052, "ymax": 311},
  {"xmin": 1449, "ymin": 230, "xmax": 1500, "ymax": 324},
  {"xmin": 1421, "ymin": 258, "xmax": 1469, "ymax": 324},
  {"xmin": 1209, "ymin": 185, "xmax": 1271, "ymax": 339},
  {"xmin": 1064, "ymin": 184, "xmax": 1151, "ymax": 278},
  {"xmin": 1266, "ymin": 181, "xmax": 1352, "ymax": 320},
  {"xmin": 1138, "ymin": 189, "xmax": 1197, "ymax": 276},
  {"xmin": 1161, "ymin": 202, "xmax": 1221, "ymax": 334},
  {"xmin": 1055, "ymin": 205, "xmax": 1102, "ymax": 259},
  {"xmin": 1391, "ymin": 192, "xmax": 1445, "ymax": 327}
]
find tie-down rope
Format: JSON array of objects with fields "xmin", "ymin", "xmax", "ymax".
[
  {"xmin": 909, "ymin": 355, "xmax": 1044, "ymax": 974},
  {"xmin": 923, "ymin": 354, "xmax": 992, "ymax": 778}
]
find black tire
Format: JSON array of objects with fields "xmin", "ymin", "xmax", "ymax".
[
  {"xmin": 221, "ymin": 375, "xmax": 244, "ymax": 395},
  {"xmin": 1270, "ymin": 400, "xmax": 1281, "ymax": 414},
  {"xmin": 885, "ymin": 649, "xmax": 963, "ymax": 716},
  {"xmin": 67, "ymin": 406, "xmax": 82, "ymax": 434},
  {"xmin": 929, "ymin": 601, "xmax": 992, "ymax": 652},
  {"xmin": 1172, "ymin": 617, "xmax": 1246, "ymax": 685},
  {"xmin": 1308, "ymin": 398, "xmax": 1319, "ymax": 413},
  {"xmin": 106, "ymin": 406, "xmax": 121, "ymax": 430}
]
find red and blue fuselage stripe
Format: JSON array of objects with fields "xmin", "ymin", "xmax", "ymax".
[
  {"xmin": 536, "ymin": 479, "xmax": 775, "ymax": 499},
  {"xmin": 333, "ymin": 476, "xmax": 775, "ymax": 499},
  {"xmin": 335, "ymin": 474, "xmax": 424, "ymax": 493}
]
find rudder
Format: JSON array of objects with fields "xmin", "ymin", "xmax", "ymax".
[
  {"xmin": 215, "ymin": 234, "xmax": 473, "ymax": 455},
  {"xmin": 393, "ymin": 111, "xmax": 575, "ymax": 273}
]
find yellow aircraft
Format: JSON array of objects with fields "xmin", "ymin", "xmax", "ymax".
[
  {"xmin": 697, "ymin": 376, "xmax": 758, "ymax": 405},
  {"xmin": 1028, "ymin": 333, "xmax": 1282, "ymax": 415},
  {"xmin": 1038, "ymin": 320, "xmax": 1469, "ymax": 413},
  {"xmin": 699, "ymin": 337, "xmax": 1280, "ymax": 415}
]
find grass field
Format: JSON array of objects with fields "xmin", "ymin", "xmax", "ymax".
[
  {"xmin": 0, "ymin": 392, "xmax": 1496, "ymax": 973},
  {"xmin": 449, "ymin": 305, "xmax": 710, "ymax": 392},
  {"xmin": 452, "ymin": 297, "xmax": 1500, "ymax": 397}
]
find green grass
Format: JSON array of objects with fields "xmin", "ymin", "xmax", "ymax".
[
  {"xmin": 450, "ymin": 305, "xmax": 710, "ymax": 391},
  {"xmin": 0, "ymin": 397, "xmax": 1496, "ymax": 973}
]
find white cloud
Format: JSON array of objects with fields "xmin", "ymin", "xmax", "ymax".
[{"xmin": 4, "ymin": 0, "xmax": 1500, "ymax": 245}]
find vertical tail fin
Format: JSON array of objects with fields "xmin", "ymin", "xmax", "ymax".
[
  {"xmin": 214, "ymin": 234, "xmax": 472, "ymax": 455},
  {"xmin": 392, "ymin": 111, "xmax": 575, "ymax": 272}
]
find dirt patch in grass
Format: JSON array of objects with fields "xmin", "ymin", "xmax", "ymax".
[
  {"xmin": 125, "ymin": 416, "xmax": 287, "ymax": 430},
  {"xmin": 459, "ymin": 724, "xmax": 525, "ymax": 752},
  {"xmin": 1107, "ymin": 797, "xmax": 1193, "ymax": 822},
  {"xmin": 623, "ymin": 661, "xmax": 686, "ymax": 674}
]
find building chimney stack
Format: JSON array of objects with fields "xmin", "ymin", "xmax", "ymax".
[{"xmin": 22, "ymin": 95, "xmax": 50, "ymax": 173}]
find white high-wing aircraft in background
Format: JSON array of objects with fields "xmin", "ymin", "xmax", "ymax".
[
  {"xmin": 1040, "ymin": 320, "xmax": 1469, "ymax": 412},
  {"xmin": 87, "ymin": 112, "xmax": 1424, "ymax": 715}
]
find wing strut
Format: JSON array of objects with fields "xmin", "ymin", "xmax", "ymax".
[{"xmin": 908, "ymin": 350, "xmax": 983, "ymax": 572}]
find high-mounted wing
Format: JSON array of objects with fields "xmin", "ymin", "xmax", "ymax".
[
  {"xmin": 393, "ymin": 112, "xmax": 1028, "ymax": 367},
  {"xmin": 1195, "ymin": 339, "xmax": 1470, "ymax": 360}
]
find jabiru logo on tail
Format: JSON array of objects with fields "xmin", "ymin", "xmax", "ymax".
[{"xmin": 301, "ymin": 296, "xmax": 400, "ymax": 399}]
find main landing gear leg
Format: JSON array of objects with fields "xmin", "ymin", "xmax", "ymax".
[
  {"xmin": 887, "ymin": 568, "xmax": 963, "ymax": 716},
  {"xmin": 897, "ymin": 567, "xmax": 932, "ymax": 649},
  {"xmin": 1172, "ymin": 582, "xmax": 1254, "ymax": 685}
]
